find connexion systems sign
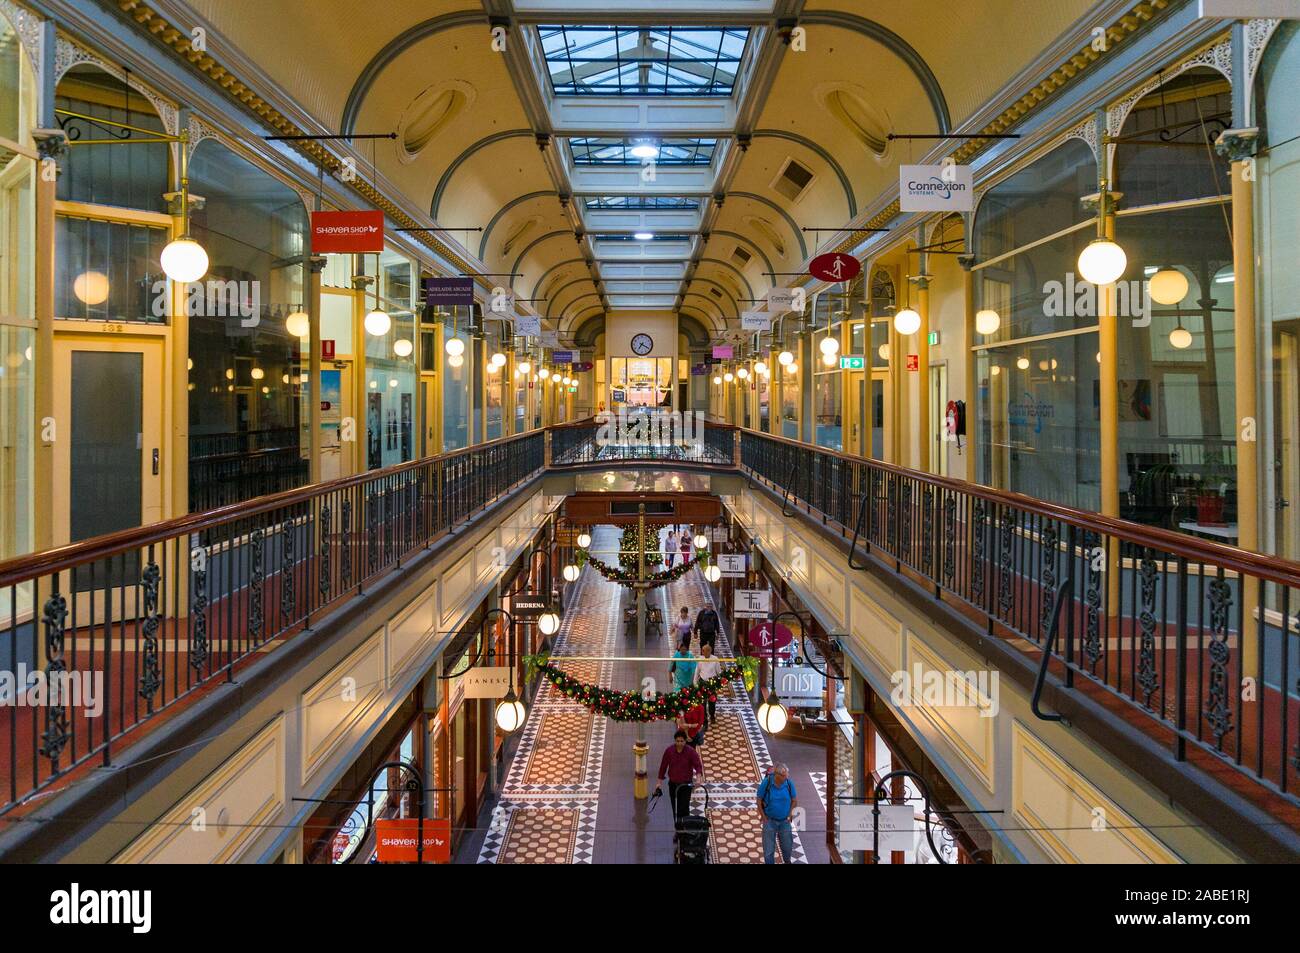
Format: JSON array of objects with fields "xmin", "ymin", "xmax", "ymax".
[{"xmin": 899, "ymin": 163, "xmax": 973, "ymax": 212}]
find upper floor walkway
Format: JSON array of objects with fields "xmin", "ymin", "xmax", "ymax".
[{"xmin": 1, "ymin": 413, "xmax": 1298, "ymax": 859}]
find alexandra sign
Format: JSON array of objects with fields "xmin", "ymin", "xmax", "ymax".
[
  {"xmin": 310, "ymin": 210, "xmax": 384, "ymax": 253},
  {"xmin": 899, "ymin": 163, "xmax": 973, "ymax": 211}
]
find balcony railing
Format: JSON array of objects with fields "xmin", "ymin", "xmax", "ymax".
[
  {"xmin": 549, "ymin": 412, "xmax": 736, "ymax": 467},
  {"xmin": 740, "ymin": 429, "xmax": 1300, "ymax": 817},
  {"xmin": 0, "ymin": 430, "xmax": 543, "ymax": 814}
]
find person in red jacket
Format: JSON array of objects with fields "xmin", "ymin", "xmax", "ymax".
[
  {"xmin": 655, "ymin": 729, "xmax": 704, "ymax": 834},
  {"xmin": 676, "ymin": 702, "xmax": 707, "ymax": 748}
]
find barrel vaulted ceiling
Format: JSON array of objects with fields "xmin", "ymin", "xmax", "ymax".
[{"xmin": 170, "ymin": 0, "xmax": 1104, "ymax": 342}]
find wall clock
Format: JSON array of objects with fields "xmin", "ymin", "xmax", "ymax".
[{"xmin": 630, "ymin": 333, "xmax": 654, "ymax": 355}]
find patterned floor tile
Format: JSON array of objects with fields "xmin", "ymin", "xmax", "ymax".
[
  {"xmin": 697, "ymin": 712, "xmax": 760, "ymax": 783},
  {"xmin": 706, "ymin": 808, "xmax": 807, "ymax": 865},
  {"xmin": 522, "ymin": 710, "xmax": 595, "ymax": 785}
]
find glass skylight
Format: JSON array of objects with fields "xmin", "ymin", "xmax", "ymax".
[
  {"xmin": 539, "ymin": 26, "xmax": 749, "ymax": 96},
  {"xmin": 583, "ymin": 196, "xmax": 702, "ymax": 210},
  {"xmin": 568, "ymin": 137, "xmax": 718, "ymax": 166}
]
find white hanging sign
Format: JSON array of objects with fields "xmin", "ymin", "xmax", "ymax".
[
  {"xmin": 741, "ymin": 311, "xmax": 772, "ymax": 332},
  {"xmin": 899, "ymin": 163, "xmax": 973, "ymax": 212},
  {"xmin": 1199, "ymin": 1, "xmax": 1300, "ymax": 16},
  {"xmin": 733, "ymin": 588, "xmax": 770, "ymax": 619},
  {"xmin": 718, "ymin": 554, "xmax": 747, "ymax": 578},
  {"xmin": 515, "ymin": 314, "xmax": 541, "ymax": 337},
  {"xmin": 766, "ymin": 287, "xmax": 806, "ymax": 314}
]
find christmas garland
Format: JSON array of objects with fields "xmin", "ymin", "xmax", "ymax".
[
  {"xmin": 584, "ymin": 554, "xmax": 699, "ymax": 589},
  {"xmin": 524, "ymin": 653, "xmax": 758, "ymax": 722}
]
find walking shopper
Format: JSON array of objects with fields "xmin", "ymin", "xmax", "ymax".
[
  {"xmin": 673, "ymin": 607, "xmax": 693, "ymax": 645},
  {"xmin": 677, "ymin": 701, "xmax": 707, "ymax": 747},
  {"xmin": 665, "ymin": 530, "xmax": 678, "ymax": 568},
  {"xmin": 655, "ymin": 729, "xmax": 704, "ymax": 834},
  {"xmin": 669, "ymin": 636, "xmax": 696, "ymax": 691},
  {"xmin": 694, "ymin": 603, "xmax": 720, "ymax": 653},
  {"xmin": 680, "ymin": 530, "xmax": 692, "ymax": 564},
  {"xmin": 693, "ymin": 641, "xmax": 723, "ymax": 726},
  {"xmin": 756, "ymin": 763, "xmax": 798, "ymax": 864}
]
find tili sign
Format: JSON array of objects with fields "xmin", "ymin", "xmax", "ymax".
[{"xmin": 899, "ymin": 163, "xmax": 973, "ymax": 212}]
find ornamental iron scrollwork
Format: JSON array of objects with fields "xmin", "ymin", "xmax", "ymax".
[
  {"xmin": 280, "ymin": 517, "xmax": 296, "ymax": 620},
  {"xmin": 997, "ymin": 508, "xmax": 1015, "ymax": 619},
  {"xmin": 1203, "ymin": 576, "xmax": 1234, "ymax": 749},
  {"xmin": 38, "ymin": 592, "xmax": 71, "ymax": 765},
  {"xmin": 899, "ymin": 481, "xmax": 913, "ymax": 563},
  {"xmin": 191, "ymin": 554, "xmax": 210, "ymax": 671},
  {"xmin": 972, "ymin": 500, "xmax": 987, "ymax": 602},
  {"xmin": 885, "ymin": 475, "xmax": 898, "ymax": 551},
  {"xmin": 942, "ymin": 495, "xmax": 956, "ymax": 587},
  {"xmin": 921, "ymin": 486, "xmax": 935, "ymax": 574},
  {"xmin": 138, "ymin": 561, "xmax": 162, "ymax": 703},
  {"xmin": 341, "ymin": 498, "xmax": 353, "ymax": 588},
  {"xmin": 249, "ymin": 527, "xmax": 265, "ymax": 640},
  {"xmin": 319, "ymin": 504, "xmax": 332, "ymax": 599},
  {"xmin": 1082, "ymin": 531, "xmax": 1103, "ymax": 672},
  {"xmin": 367, "ymin": 492, "xmax": 380, "ymax": 575},
  {"xmin": 1136, "ymin": 553, "xmax": 1160, "ymax": 708},
  {"xmin": 1039, "ymin": 522, "xmax": 1059, "ymax": 642}
]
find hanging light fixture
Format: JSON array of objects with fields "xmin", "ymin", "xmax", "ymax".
[
  {"xmin": 495, "ymin": 689, "xmax": 527, "ymax": 733},
  {"xmin": 364, "ymin": 309, "xmax": 391, "ymax": 336},
  {"xmin": 537, "ymin": 610, "xmax": 561, "ymax": 636},
  {"xmin": 1149, "ymin": 268, "xmax": 1189, "ymax": 306},
  {"xmin": 448, "ymin": 352, "xmax": 464, "ymax": 368},
  {"xmin": 250, "ymin": 367, "xmax": 264, "ymax": 380},
  {"xmin": 518, "ymin": 361, "xmax": 531, "ymax": 374},
  {"xmin": 737, "ymin": 367, "xmax": 749, "ymax": 379},
  {"xmin": 974, "ymin": 309, "xmax": 1001, "ymax": 336},
  {"xmin": 285, "ymin": 309, "xmax": 310, "ymax": 339},
  {"xmin": 821, "ymin": 351, "xmax": 837, "ymax": 367},
  {"xmin": 445, "ymin": 336, "xmax": 465, "ymax": 357},
  {"xmin": 756, "ymin": 692, "xmax": 788, "ymax": 734},
  {"xmin": 893, "ymin": 307, "xmax": 921, "ymax": 336},
  {"xmin": 712, "ymin": 375, "xmax": 722, "ymax": 385},
  {"xmin": 577, "ymin": 532, "xmax": 592, "ymax": 549},
  {"xmin": 693, "ymin": 532, "xmax": 708, "ymax": 549},
  {"xmin": 704, "ymin": 564, "xmax": 722, "ymax": 582},
  {"xmin": 1076, "ymin": 178, "xmax": 1127, "ymax": 285},
  {"xmin": 562, "ymin": 563, "xmax": 580, "ymax": 582},
  {"xmin": 777, "ymin": 350, "xmax": 794, "ymax": 366},
  {"xmin": 393, "ymin": 338, "xmax": 414, "ymax": 357},
  {"xmin": 818, "ymin": 336, "xmax": 840, "ymax": 355},
  {"xmin": 538, "ymin": 367, "xmax": 550, "ymax": 379},
  {"xmin": 161, "ymin": 140, "xmax": 209, "ymax": 282},
  {"xmin": 724, "ymin": 371, "xmax": 734, "ymax": 383},
  {"xmin": 754, "ymin": 360, "xmax": 768, "ymax": 375},
  {"xmin": 1169, "ymin": 319, "xmax": 1193, "ymax": 350},
  {"xmin": 491, "ymin": 351, "xmax": 507, "ymax": 367},
  {"xmin": 1016, "ymin": 357, "xmax": 1030, "ymax": 370},
  {"xmin": 787, "ymin": 362, "xmax": 798, "ymax": 375}
]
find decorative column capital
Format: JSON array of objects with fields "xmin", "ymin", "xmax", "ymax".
[
  {"xmin": 957, "ymin": 254, "xmax": 976, "ymax": 272},
  {"xmin": 909, "ymin": 273, "xmax": 933, "ymax": 291},
  {"xmin": 1214, "ymin": 127, "xmax": 1259, "ymax": 162},
  {"xmin": 309, "ymin": 255, "xmax": 327, "ymax": 274},
  {"xmin": 32, "ymin": 128, "xmax": 66, "ymax": 162},
  {"xmin": 1080, "ymin": 189, "xmax": 1123, "ymax": 215}
]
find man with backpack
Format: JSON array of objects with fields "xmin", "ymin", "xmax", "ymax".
[
  {"xmin": 694, "ymin": 604, "xmax": 720, "ymax": 653},
  {"xmin": 756, "ymin": 763, "xmax": 798, "ymax": 864}
]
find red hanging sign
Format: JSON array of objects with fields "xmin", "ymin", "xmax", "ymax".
[
  {"xmin": 374, "ymin": 817, "xmax": 452, "ymax": 863},
  {"xmin": 311, "ymin": 210, "xmax": 385, "ymax": 253},
  {"xmin": 809, "ymin": 253, "xmax": 861, "ymax": 283},
  {"xmin": 745, "ymin": 621, "xmax": 794, "ymax": 659}
]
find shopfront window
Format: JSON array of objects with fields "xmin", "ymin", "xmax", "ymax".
[
  {"xmin": 780, "ymin": 364, "xmax": 799, "ymax": 439},
  {"xmin": 364, "ymin": 248, "xmax": 416, "ymax": 469},
  {"xmin": 973, "ymin": 139, "xmax": 1100, "ymax": 509},
  {"xmin": 443, "ymin": 323, "xmax": 470, "ymax": 451},
  {"xmin": 610, "ymin": 356, "xmax": 673, "ymax": 409},
  {"xmin": 1113, "ymin": 67, "xmax": 1235, "ymax": 536},
  {"xmin": 0, "ymin": 11, "xmax": 35, "ymax": 567},
  {"xmin": 485, "ymin": 349, "xmax": 504, "ymax": 441},
  {"xmin": 186, "ymin": 140, "xmax": 308, "ymax": 508},
  {"xmin": 1259, "ymin": 22, "xmax": 1300, "ymax": 560},
  {"xmin": 814, "ymin": 322, "xmax": 843, "ymax": 451}
]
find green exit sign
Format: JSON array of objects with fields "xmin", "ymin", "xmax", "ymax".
[
  {"xmin": 927, "ymin": 331, "xmax": 940, "ymax": 346},
  {"xmin": 839, "ymin": 355, "xmax": 865, "ymax": 369}
]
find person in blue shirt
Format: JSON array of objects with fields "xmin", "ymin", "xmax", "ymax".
[
  {"xmin": 756, "ymin": 763, "xmax": 798, "ymax": 864},
  {"xmin": 669, "ymin": 636, "xmax": 696, "ymax": 691}
]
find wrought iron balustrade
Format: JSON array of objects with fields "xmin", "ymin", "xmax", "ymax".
[{"xmin": 0, "ymin": 430, "xmax": 543, "ymax": 814}]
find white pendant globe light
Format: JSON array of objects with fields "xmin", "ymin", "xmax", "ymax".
[
  {"xmin": 990, "ymin": 365, "xmax": 1001, "ymax": 377},
  {"xmin": 445, "ymin": 336, "xmax": 465, "ymax": 357},
  {"xmin": 818, "ymin": 336, "xmax": 840, "ymax": 355},
  {"xmin": 777, "ymin": 350, "xmax": 794, "ymax": 366},
  {"xmin": 363, "ymin": 309, "xmax": 391, "ymax": 337},
  {"xmin": 537, "ymin": 610, "xmax": 561, "ymax": 636},
  {"xmin": 491, "ymin": 351, "xmax": 507, "ymax": 367},
  {"xmin": 577, "ymin": 532, "xmax": 592, "ymax": 549},
  {"xmin": 693, "ymin": 532, "xmax": 708, "ymax": 549},
  {"xmin": 160, "ymin": 237, "xmax": 209, "ymax": 283},
  {"xmin": 822, "ymin": 351, "xmax": 837, "ymax": 367},
  {"xmin": 754, "ymin": 361, "xmax": 768, "ymax": 375},
  {"xmin": 250, "ymin": 367, "xmax": 264, "ymax": 380},
  {"xmin": 724, "ymin": 372, "xmax": 734, "ymax": 383},
  {"xmin": 737, "ymin": 367, "xmax": 749, "ymax": 379},
  {"xmin": 393, "ymin": 338, "xmax": 414, "ymax": 358},
  {"xmin": 712, "ymin": 375, "xmax": 722, "ymax": 385},
  {"xmin": 756, "ymin": 693, "xmax": 788, "ymax": 734},
  {"xmin": 538, "ymin": 367, "xmax": 550, "ymax": 379},
  {"xmin": 893, "ymin": 307, "xmax": 921, "ymax": 336},
  {"xmin": 974, "ymin": 309, "xmax": 1001, "ymax": 336},
  {"xmin": 562, "ymin": 563, "xmax": 580, "ymax": 582},
  {"xmin": 73, "ymin": 271, "xmax": 111, "ymax": 305},
  {"xmin": 284, "ymin": 310, "xmax": 310, "ymax": 339},
  {"xmin": 704, "ymin": 564, "xmax": 722, "ymax": 583},
  {"xmin": 1077, "ymin": 238, "xmax": 1127, "ymax": 285},
  {"xmin": 1016, "ymin": 356, "xmax": 1030, "ymax": 370},
  {"xmin": 518, "ymin": 361, "xmax": 531, "ymax": 373},
  {"xmin": 447, "ymin": 352, "xmax": 464, "ymax": 368},
  {"xmin": 494, "ymin": 692, "xmax": 527, "ymax": 733},
  {"xmin": 1148, "ymin": 268, "xmax": 1189, "ymax": 306},
  {"xmin": 788, "ymin": 362, "xmax": 798, "ymax": 375},
  {"xmin": 1169, "ymin": 324, "xmax": 1193, "ymax": 349}
]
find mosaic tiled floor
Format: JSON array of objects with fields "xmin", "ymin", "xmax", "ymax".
[{"xmin": 480, "ymin": 525, "xmax": 805, "ymax": 863}]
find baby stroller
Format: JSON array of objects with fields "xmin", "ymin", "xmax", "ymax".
[{"xmin": 674, "ymin": 784, "xmax": 711, "ymax": 864}]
